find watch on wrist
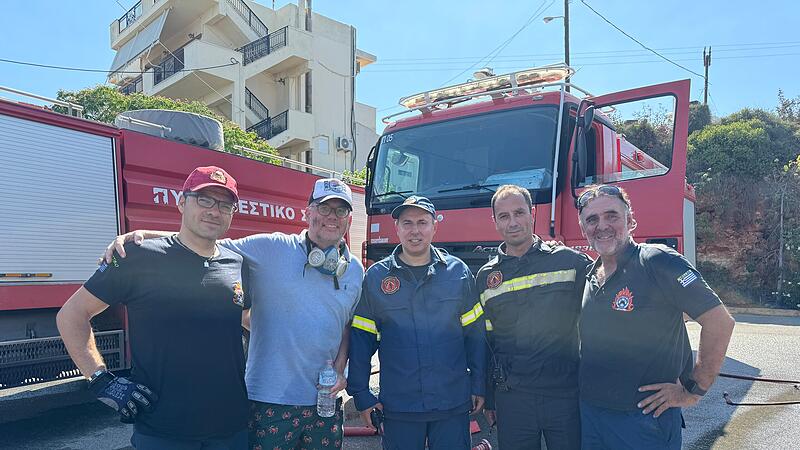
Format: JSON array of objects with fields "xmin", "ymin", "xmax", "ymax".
[
  {"xmin": 87, "ymin": 368, "xmax": 110, "ymax": 385},
  {"xmin": 683, "ymin": 378, "xmax": 707, "ymax": 396}
]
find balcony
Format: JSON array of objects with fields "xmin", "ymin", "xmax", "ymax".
[
  {"xmin": 224, "ymin": 0, "xmax": 268, "ymax": 37},
  {"xmin": 117, "ymin": 1, "xmax": 144, "ymax": 33},
  {"xmin": 245, "ymin": 88, "xmax": 270, "ymax": 122},
  {"xmin": 248, "ymin": 109, "xmax": 314, "ymax": 150},
  {"xmin": 120, "ymin": 76, "xmax": 144, "ymax": 95},
  {"xmin": 239, "ymin": 27, "xmax": 312, "ymax": 78},
  {"xmin": 153, "ymin": 48, "xmax": 184, "ymax": 86},
  {"xmin": 144, "ymin": 39, "xmax": 239, "ymax": 98}
]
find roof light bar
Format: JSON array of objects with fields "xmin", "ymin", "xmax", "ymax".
[{"xmin": 398, "ymin": 65, "xmax": 574, "ymax": 110}]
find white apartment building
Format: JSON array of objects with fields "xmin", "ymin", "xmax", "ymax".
[{"xmin": 108, "ymin": 0, "xmax": 378, "ymax": 172}]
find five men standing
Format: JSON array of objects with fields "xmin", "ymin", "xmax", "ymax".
[{"xmin": 67, "ymin": 169, "xmax": 734, "ymax": 450}]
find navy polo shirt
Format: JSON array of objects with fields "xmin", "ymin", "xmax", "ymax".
[{"xmin": 579, "ymin": 242, "xmax": 721, "ymax": 411}]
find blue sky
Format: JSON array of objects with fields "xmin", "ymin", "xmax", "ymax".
[{"xmin": 1, "ymin": 0, "xmax": 798, "ymax": 130}]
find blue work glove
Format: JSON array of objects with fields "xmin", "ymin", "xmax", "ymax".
[{"xmin": 88, "ymin": 371, "xmax": 158, "ymax": 423}]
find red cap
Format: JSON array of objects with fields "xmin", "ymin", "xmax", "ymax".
[{"xmin": 182, "ymin": 166, "xmax": 239, "ymax": 201}]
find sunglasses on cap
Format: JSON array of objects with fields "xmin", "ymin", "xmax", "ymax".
[{"xmin": 576, "ymin": 185, "xmax": 628, "ymax": 213}]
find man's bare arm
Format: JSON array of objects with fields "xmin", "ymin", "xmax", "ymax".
[
  {"xmin": 242, "ymin": 309, "xmax": 251, "ymax": 331},
  {"xmin": 692, "ymin": 304, "xmax": 736, "ymax": 389},
  {"xmin": 56, "ymin": 288, "xmax": 111, "ymax": 377},
  {"xmin": 327, "ymin": 324, "xmax": 351, "ymax": 396},
  {"xmin": 102, "ymin": 230, "xmax": 173, "ymax": 263}
]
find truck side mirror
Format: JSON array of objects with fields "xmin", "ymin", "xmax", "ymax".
[
  {"xmin": 570, "ymin": 104, "xmax": 595, "ymax": 201},
  {"xmin": 365, "ymin": 144, "xmax": 378, "ymax": 205}
]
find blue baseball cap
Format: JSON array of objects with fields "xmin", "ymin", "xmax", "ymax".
[{"xmin": 391, "ymin": 196, "xmax": 436, "ymax": 219}]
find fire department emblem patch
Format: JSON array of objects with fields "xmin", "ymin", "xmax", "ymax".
[
  {"xmin": 487, "ymin": 271, "xmax": 503, "ymax": 289},
  {"xmin": 210, "ymin": 169, "xmax": 227, "ymax": 184},
  {"xmin": 381, "ymin": 276, "xmax": 400, "ymax": 295},
  {"xmin": 611, "ymin": 287, "xmax": 634, "ymax": 312},
  {"xmin": 232, "ymin": 281, "xmax": 244, "ymax": 307}
]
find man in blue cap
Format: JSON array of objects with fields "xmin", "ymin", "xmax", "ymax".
[{"xmin": 347, "ymin": 196, "xmax": 487, "ymax": 450}]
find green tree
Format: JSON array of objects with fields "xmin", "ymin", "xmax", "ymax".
[
  {"xmin": 611, "ymin": 104, "xmax": 674, "ymax": 169},
  {"xmin": 53, "ymin": 85, "xmax": 277, "ymax": 160},
  {"xmin": 342, "ymin": 167, "xmax": 367, "ymax": 186},
  {"xmin": 687, "ymin": 109, "xmax": 799, "ymax": 183},
  {"xmin": 688, "ymin": 102, "xmax": 712, "ymax": 135},
  {"xmin": 777, "ymin": 89, "xmax": 800, "ymax": 123}
]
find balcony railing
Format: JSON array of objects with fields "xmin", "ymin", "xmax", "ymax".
[
  {"xmin": 226, "ymin": 0, "xmax": 268, "ymax": 37},
  {"xmin": 247, "ymin": 110, "xmax": 288, "ymax": 140},
  {"xmin": 245, "ymin": 88, "xmax": 270, "ymax": 121},
  {"xmin": 120, "ymin": 76, "xmax": 144, "ymax": 95},
  {"xmin": 117, "ymin": 1, "xmax": 143, "ymax": 33},
  {"xmin": 153, "ymin": 47, "xmax": 184, "ymax": 85},
  {"xmin": 237, "ymin": 27, "xmax": 288, "ymax": 66}
]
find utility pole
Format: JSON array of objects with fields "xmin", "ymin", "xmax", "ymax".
[
  {"xmin": 777, "ymin": 187, "xmax": 785, "ymax": 304},
  {"xmin": 564, "ymin": 0, "xmax": 571, "ymax": 92},
  {"xmin": 703, "ymin": 46, "xmax": 711, "ymax": 105}
]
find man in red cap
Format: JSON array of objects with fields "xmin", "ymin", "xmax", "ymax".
[{"xmin": 57, "ymin": 166, "xmax": 250, "ymax": 449}]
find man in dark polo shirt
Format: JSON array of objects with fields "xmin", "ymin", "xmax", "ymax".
[
  {"xmin": 476, "ymin": 185, "xmax": 591, "ymax": 450},
  {"xmin": 576, "ymin": 185, "xmax": 735, "ymax": 450},
  {"xmin": 57, "ymin": 166, "xmax": 250, "ymax": 450}
]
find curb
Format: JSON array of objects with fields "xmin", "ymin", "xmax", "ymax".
[{"xmin": 726, "ymin": 306, "xmax": 800, "ymax": 317}]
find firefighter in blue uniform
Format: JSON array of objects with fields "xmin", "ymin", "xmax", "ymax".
[{"xmin": 347, "ymin": 196, "xmax": 487, "ymax": 450}]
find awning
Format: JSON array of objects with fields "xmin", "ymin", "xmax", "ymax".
[{"xmin": 109, "ymin": 10, "xmax": 169, "ymax": 74}]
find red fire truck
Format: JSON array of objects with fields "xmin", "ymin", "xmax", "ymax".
[
  {"xmin": 364, "ymin": 65, "xmax": 695, "ymax": 271},
  {"xmin": 0, "ymin": 92, "xmax": 366, "ymax": 389}
]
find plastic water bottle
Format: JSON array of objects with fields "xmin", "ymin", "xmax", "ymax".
[{"xmin": 317, "ymin": 360, "xmax": 337, "ymax": 417}]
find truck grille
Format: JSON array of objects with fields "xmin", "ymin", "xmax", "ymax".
[{"xmin": 0, "ymin": 330, "xmax": 125, "ymax": 389}]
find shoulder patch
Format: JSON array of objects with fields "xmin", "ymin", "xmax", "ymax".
[
  {"xmin": 677, "ymin": 270, "xmax": 698, "ymax": 287},
  {"xmin": 97, "ymin": 256, "xmax": 120, "ymax": 273},
  {"xmin": 232, "ymin": 280, "xmax": 244, "ymax": 307}
]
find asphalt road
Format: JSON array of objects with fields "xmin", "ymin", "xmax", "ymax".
[{"xmin": 1, "ymin": 313, "xmax": 797, "ymax": 449}]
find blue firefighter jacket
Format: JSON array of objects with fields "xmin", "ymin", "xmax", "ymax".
[{"xmin": 346, "ymin": 245, "xmax": 487, "ymax": 414}]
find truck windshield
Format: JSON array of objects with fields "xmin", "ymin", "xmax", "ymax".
[{"xmin": 371, "ymin": 105, "xmax": 559, "ymax": 209}]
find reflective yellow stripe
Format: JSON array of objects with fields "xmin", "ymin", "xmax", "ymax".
[
  {"xmin": 485, "ymin": 319, "xmax": 494, "ymax": 331},
  {"xmin": 480, "ymin": 269, "xmax": 576, "ymax": 305},
  {"xmin": 352, "ymin": 315, "xmax": 378, "ymax": 335},
  {"xmin": 460, "ymin": 302, "xmax": 484, "ymax": 327}
]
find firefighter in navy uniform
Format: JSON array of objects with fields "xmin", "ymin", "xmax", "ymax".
[
  {"xmin": 477, "ymin": 185, "xmax": 591, "ymax": 450},
  {"xmin": 347, "ymin": 196, "xmax": 487, "ymax": 450}
]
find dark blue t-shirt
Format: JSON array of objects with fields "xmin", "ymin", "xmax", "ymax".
[
  {"xmin": 579, "ymin": 243, "xmax": 721, "ymax": 411},
  {"xmin": 85, "ymin": 236, "xmax": 250, "ymax": 439}
]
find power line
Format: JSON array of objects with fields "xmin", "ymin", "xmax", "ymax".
[
  {"xmin": 579, "ymin": 0, "xmax": 706, "ymax": 79},
  {"xmin": 0, "ymin": 56, "xmax": 239, "ymax": 75},
  {"xmin": 437, "ymin": 0, "xmax": 554, "ymax": 86},
  {"xmin": 364, "ymin": 52, "xmax": 800, "ymax": 73},
  {"xmin": 370, "ymin": 43, "xmax": 800, "ymax": 66},
  {"xmin": 377, "ymin": 40, "xmax": 800, "ymax": 62}
]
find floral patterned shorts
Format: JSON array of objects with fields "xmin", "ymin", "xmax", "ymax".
[{"xmin": 248, "ymin": 399, "xmax": 343, "ymax": 450}]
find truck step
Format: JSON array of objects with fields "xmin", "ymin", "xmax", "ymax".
[{"xmin": 0, "ymin": 330, "xmax": 125, "ymax": 389}]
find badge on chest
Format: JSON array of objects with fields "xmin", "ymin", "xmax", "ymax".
[{"xmin": 611, "ymin": 287, "xmax": 634, "ymax": 312}]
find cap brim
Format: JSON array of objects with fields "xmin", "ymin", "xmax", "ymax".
[
  {"xmin": 313, "ymin": 194, "xmax": 353, "ymax": 209},
  {"xmin": 188, "ymin": 183, "xmax": 239, "ymax": 201},
  {"xmin": 391, "ymin": 204, "xmax": 434, "ymax": 219}
]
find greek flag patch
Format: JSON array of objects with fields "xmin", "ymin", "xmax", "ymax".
[{"xmin": 677, "ymin": 270, "xmax": 698, "ymax": 287}]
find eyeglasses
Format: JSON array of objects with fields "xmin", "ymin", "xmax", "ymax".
[
  {"xmin": 312, "ymin": 203, "xmax": 351, "ymax": 218},
  {"xmin": 576, "ymin": 185, "xmax": 627, "ymax": 212},
  {"xmin": 185, "ymin": 192, "xmax": 237, "ymax": 215}
]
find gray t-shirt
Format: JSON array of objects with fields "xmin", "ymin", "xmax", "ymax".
[{"xmin": 222, "ymin": 231, "xmax": 363, "ymax": 405}]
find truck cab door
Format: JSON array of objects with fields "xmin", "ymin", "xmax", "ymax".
[{"xmin": 564, "ymin": 79, "xmax": 692, "ymax": 254}]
